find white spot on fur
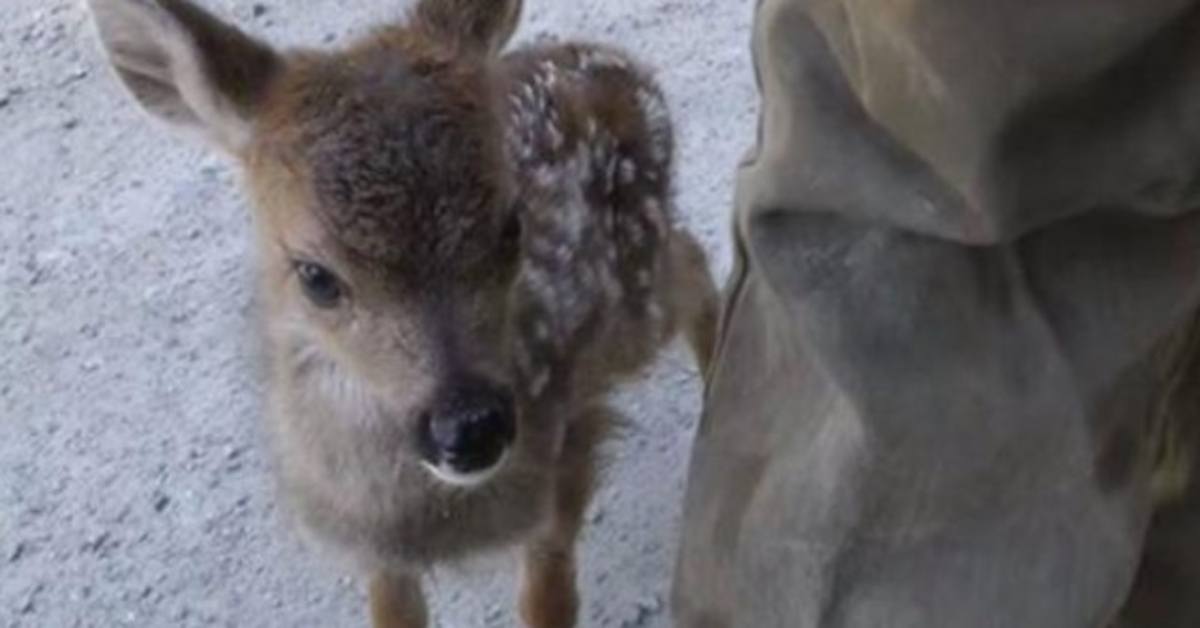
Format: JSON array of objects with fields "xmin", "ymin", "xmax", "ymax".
[
  {"xmin": 603, "ymin": 156, "xmax": 618, "ymax": 191},
  {"xmin": 637, "ymin": 269, "xmax": 653, "ymax": 288},
  {"xmin": 553, "ymin": 241, "xmax": 572, "ymax": 264},
  {"xmin": 515, "ymin": 339, "xmax": 535, "ymax": 375},
  {"xmin": 578, "ymin": 49, "xmax": 629, "ymax": 73},
  {"xmin": 637, "ymin": 88, "xmax": 669, "ymax": 122},
  {"xmin": 636, "ymin": 88, "xmax": 671, "ymax": 165},
  {"xmin": 648, "ymin": 302, "xmax": 665, "ymax": 324},
  {"xmin": 626, "ymin": 222, "xmax": 646, "ymax": 247},
  {"xmin": 531, "ymin": 165, "xmax": 559, "ymax": 187},
  {"xmin": 601, "ymin": 267, "xmax": 623, "ymax": 300},
  {"xmin": 528, "ymin": 367, "xmax": 550, "ymax": 397},
  {"xmin": 644, "ymin": 198, "xmax": 670, "ymax": 238},
  {"xmin": 537, "ymin": 60, "xmax": 561, "ymax": 88},
  {"xmin": 523, "ymin": 265, "xmax": 558, "ymax": 310},
  {"xmin": 619, "ymin": 159, "xmax": 637, "ymax": 185},
  {"xmin": 545, "ymin": 123, "xmax": 564, "ymax": 152}
]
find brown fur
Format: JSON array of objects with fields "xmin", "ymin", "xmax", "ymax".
[{"xmin": 88, "ymin": 0, "xmax": 717, "ymax": 626}]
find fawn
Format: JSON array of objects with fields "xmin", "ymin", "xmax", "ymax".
[{"xmin": 88, "ymin": 0, "xmax": 717, "ymax": 625}]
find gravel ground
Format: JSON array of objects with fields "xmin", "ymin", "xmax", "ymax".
[{"xmin": 0, "ymin": 1, "xmax": 755, "ymax": 626}]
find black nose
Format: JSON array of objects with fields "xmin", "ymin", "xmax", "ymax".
[{"xmin": 418, "ymin": 382, "xmax": 516, "ymax": 475}]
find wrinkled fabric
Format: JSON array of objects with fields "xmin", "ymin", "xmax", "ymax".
[{"xmin": 672, "ymin": 1, "xmax": 1200, "ymax": 627}]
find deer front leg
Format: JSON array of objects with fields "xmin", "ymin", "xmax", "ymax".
[
  {"xmin": 369, "ymin": 571, "xmax": 427, "ymax": 628},
  {"xmin": 520, "ymin": 537, "xmax": 581, "ymax": 628},
  {"xmin": 519, "ymin": 410, "xmax": 607, "ymax": 628}
]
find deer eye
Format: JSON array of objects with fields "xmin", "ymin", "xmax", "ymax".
[{"xmin": 293, "ymin": 260, "xmax": 343, "ymax": 308}]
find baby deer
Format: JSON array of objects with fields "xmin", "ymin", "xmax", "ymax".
[{"xmin": 88, "ymin": 0, "xmax": 717, "ymax": 625}]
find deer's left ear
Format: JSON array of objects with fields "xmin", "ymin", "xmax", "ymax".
[
  {"xmin": 88, "ymin": 0, "xmax": 282, "ymax": 153},
  {"xmin": 410, "ymin": 0, "xmax": 523, "ymax": 56}
]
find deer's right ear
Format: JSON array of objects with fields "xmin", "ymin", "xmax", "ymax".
[
  {"xmin": 411, "ymin": 0, "xmax": 523, "ymax": 56},
  {"xmin": 87, "ymin": 0, "xmax": 281, "ymax": 153}
]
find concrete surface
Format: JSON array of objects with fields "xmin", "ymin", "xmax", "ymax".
[{"xmin": 0, "ymin": 1, "xmax": 755, "ymax": 626}]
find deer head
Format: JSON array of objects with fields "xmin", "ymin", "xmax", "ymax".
[{"xmin": 89, "ymin": 0, "xmax": 533, "ymax": 485}]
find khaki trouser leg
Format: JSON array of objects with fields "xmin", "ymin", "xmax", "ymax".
[{"xmin": 673, "ymin": 1, "xmax": 1200, "ymax": 626}]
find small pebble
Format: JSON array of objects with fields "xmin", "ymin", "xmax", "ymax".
[
  {"xmin": 9, "ymin": 541, "xmax": 28, "ymax": 563},
  {"xmin": 22, "ymin": 583, "xmax": 45, "ymax": 615},
  {"xmin": 61, "ymin": 68, "xmax": 88, "ymax": 85},
  {"xmin": 83, "ymin": 531, "xmax": 111, "ymax": 553}
]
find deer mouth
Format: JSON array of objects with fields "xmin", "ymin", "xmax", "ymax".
[{"xmin": 420, "ymin": 448, "xmax": 512, "ymax": 488}]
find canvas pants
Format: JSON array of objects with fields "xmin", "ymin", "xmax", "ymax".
[{"xmin": 672, "ymin": 1, "xmax": 1200, "ymax": 626}]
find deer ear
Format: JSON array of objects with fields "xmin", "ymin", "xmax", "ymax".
[
  {"xmin": 88, "ymin": 0, "xmax": 281, "ymax": 153},
  {"xmin": 411, "ymin": 0, "xmax": 523, "ymax": 56}
]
